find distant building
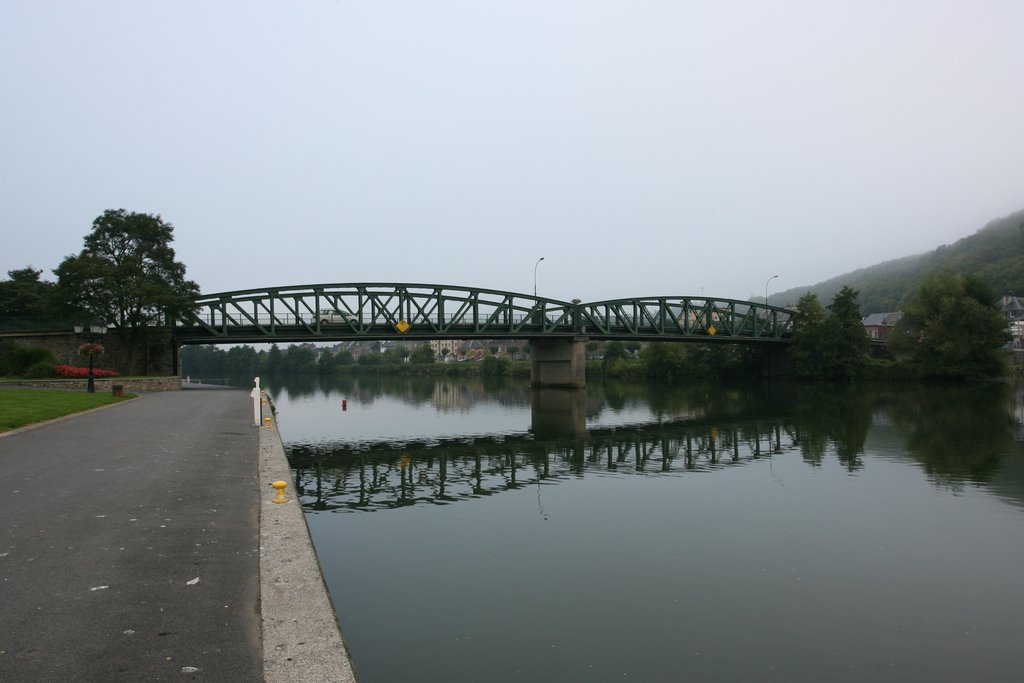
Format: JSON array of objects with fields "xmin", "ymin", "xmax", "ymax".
[
  {"xmin": 459, "ymin": 339, "xmax": 487, "ymax": 361},
  {"xmin": 430, "ymin": 339, "xmax": 459, "ymax": 360},
  {"xmin": 1001, "ymin": 296, "xmax": 1024, "ymax": 350},
  {"xmin": 1001, "ymin": 295, "xmax": 1024, "ymax": 320},
  {"xmin": 861, "ymin": 312, "xmax": 903, "ymax": 340}
]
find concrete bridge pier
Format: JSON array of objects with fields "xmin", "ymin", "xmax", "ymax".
[{"xmin": 530, "ymin": 337, "xmax": 588, "ymax": 388}]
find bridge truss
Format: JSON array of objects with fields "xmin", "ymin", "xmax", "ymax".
[{"xmin": 173, "ymin": 283, "xmax": 795, "ymax": 344}]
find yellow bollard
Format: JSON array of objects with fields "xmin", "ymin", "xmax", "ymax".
[
  {"xmin": 264, "ymin": 416, "xmax": 272, "ymax": 427},
  {"xmin": 271, "ymin": 480, "xmax": 289, "ymax": 504}
]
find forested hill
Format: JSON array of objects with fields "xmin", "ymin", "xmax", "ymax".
[{"xmin": 772, "ymin": 209, "xmax": 1024, "ymax": 314}]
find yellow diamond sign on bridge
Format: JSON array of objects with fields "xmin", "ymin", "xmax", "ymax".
[
  {"xmin": 396, "ymin": 320, "xmax": 410, "ymax": 333},
  {"xmin": 708, "ymin": 325, "xmax": 717, "ymax": 336}
]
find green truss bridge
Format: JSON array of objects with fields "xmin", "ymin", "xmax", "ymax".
[{"xmin": 174, "ymin": 283, "xmax": 796, "ymax": 386}]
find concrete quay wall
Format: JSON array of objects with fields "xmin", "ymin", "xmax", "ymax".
[{"xmin": 259, "ymin": 409, "xmax": 357, "ymax": 682}]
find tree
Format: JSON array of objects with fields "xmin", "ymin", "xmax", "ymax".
[
  {"xmin": 179, "ymin": 345, "xmax": 222, "ymax": 377},
  {"xmin": 791, "ymin": 292, "xmax": 828, "ymax": 379},
  {"xmin": 266, "ymin": 344, "xmax": 283, "ymax": 374},
  {"xmin": 684, "ymin": 344, "xmax": 759, "ymax": 378},
  {"xmin": 282, "ymin": 345, "xmax": 317, "ymax": 374},
  {"xmin": 482, "ymin": 354, "xmax": 511, "ymax": 376},
  {"xmin": 357, "ymin": 351, "xmax": 382, "ymax": 367},
  {"xmin": 823, "ymin": 286, "xmax": 869, "ymax": 381},
  {"xmin": 604, "ymin": 340, "xmax": 628, "ymax": 363},
  {"xmin": 54, "ymin": 209, "xmax": 200, "ymax": 372},
  {"xmin": 409, "ymin": 344, "xmax": 435, "ymax": 364},
  {"xmin": 317, "ymin": 350, "xmax": 338, "ymax": 375},
  {"xmin": 225, "ymin": 345, "xmax": 258, "ymax": 376},
  {"xmin": 382, "ymin": 346, "xmax": 406, "ymax": 365},
  {"xmin": 791, "ymin": 287, "xmax": 869, "ymax": 381},
  {"xmin": 895, "ymin": 272, "xmax": 1009, "ymax": 380},
  {"xmin": 0, "ymin": 267, "xmax": 57, "ymax": 320},
  {"xmin": 640, "ymin": 342, "xmax": 687, "ymax": 379}
]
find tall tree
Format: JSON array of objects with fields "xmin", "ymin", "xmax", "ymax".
[
  {"xmin": 317, "ymin": 349, "xmax": 338, "ymax": 375},
  {"xmin": 791, "ymin": 292, "xmax": 828, "ymax": 379},
  {"xmin": 823, "ymin": 286, "xmax": 869, "ymax": 381},
  {"xmin": 55, "ymin": 210, "xmax": 199, "ymax": 327},
  {"xmin": 226, "ymin": 345, "xmax": 259, "ymax": 376},
  {"xmin": 895, "ymin": 272, "xmax": 1009, "ymax": 380},
  {"xmin": 791, "ymin": 287, "xmax": 869, "ymax": 381},
  {"xmin": 266, "ymin": 344, "xmax": 284, "ymax": 374},
  {"xmin": 54, "ymin": 210, "xmax": 200, "ymax": 371}
]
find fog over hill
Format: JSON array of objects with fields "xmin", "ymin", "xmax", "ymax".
[{"xmin": 769, "ymin": 208, "xmax": 1024, "ymax": 314}]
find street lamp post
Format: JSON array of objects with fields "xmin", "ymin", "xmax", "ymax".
[
  {"xmin": 765, "ymin": 275, "xmax": 779, "ymax": 306},
  {"xmin": 74, "ymin": 323, "xmax": 108, "ymax": 393},
  {"xmin": 534, "ymin": 257, "xmax": 545, "ymax": 297}
]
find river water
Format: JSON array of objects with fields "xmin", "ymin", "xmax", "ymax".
[{"xmin": 266, "ymin": 375, "xmax": 1024, "ymax": 682}]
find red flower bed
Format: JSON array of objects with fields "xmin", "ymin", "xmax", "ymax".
[{"xmin": 55, "ymin": 364, "xmax": 120, "ymax": 378}]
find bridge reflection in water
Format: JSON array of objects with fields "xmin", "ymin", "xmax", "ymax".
[{"xmin": 288, "ymin": 414, "xmax": 792, "ymax": 512}]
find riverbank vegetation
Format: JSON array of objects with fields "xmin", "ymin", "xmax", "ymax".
[
  {"xmin": 181, "ymin": 342, "xmax": 534, "ymax": 382},
  {"xmin": 789, "ymin": 274, "xmax": 1009, "ymax": 382},
  {"xmin": 890, "ymin": 271, "xmax": 1011, "ymax": 380}
]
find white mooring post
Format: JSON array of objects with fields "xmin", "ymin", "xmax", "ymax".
[{"xmin": 250, "ymin": 376, "xmax": 262, "ymax": 427}]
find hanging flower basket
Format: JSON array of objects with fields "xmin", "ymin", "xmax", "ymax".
[{"xmin": 78, "ymin": 342, "xmax": 105, "ymax": 355}]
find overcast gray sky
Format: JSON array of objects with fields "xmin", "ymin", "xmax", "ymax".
[{"xmin": 2, "ymin": 0, "xmax": 1021, "ymax": 304}]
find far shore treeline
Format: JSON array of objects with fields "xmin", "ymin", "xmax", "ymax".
[{"xmin": 2, "ymin": 208, "xmax": 1023, "ymax": 383}]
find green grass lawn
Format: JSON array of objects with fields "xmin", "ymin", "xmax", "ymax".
[{"xmin": 0, "ymin": 389, "xmax": 134, "ymax": 432}]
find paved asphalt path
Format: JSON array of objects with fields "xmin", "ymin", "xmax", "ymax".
[{"xmin": 0, "ymin": 386, "xmax": 262, "ymax": 682}]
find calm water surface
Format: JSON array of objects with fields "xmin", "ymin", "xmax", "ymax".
[{"xmin": 268, "ymin": 376, "xmax": 1024, "ymax": 682}]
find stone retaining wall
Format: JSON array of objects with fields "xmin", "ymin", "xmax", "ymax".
[
  {"xmin": 0, "ymin": 328, "xmax": 176, "ymax": 376},
  {"xmin": 4, "ymin": 377, "xmax": 181, "ymax": 392}
]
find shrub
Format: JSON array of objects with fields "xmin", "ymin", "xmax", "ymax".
[
  {"xmin": 481, "ymin": 355, "xmax": 511, "ymax": 377},
  {"xmin": 10, "ymin": 346, "xmax": 56, "ymax": 375},
  {"xmin": 23, "ymin": 361, "xmax": 57, "ymax": 379}
]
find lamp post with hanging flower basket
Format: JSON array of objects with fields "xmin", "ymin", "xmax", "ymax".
[{"xmin": 74, "ymin": 323, "xmax": 108, "ymax": 393}]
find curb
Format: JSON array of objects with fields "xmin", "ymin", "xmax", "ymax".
[{"xmin": 259, "ymin": 414, "xmax": 358, "ymax": 682}]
